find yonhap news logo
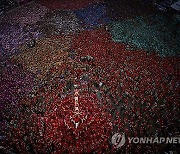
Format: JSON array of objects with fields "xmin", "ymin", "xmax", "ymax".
[
  {"xmin": 112, "ymin": 132, "xmax": 180, "ymax": 149},
  {"xmin": 111, "ymin": 133, "xmax": 126, "ymax": 148}
]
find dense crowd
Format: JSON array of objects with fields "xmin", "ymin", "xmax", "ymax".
[{"xmin": 0, "ymin": 0, "xmax": 179, "ymax": 153}]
